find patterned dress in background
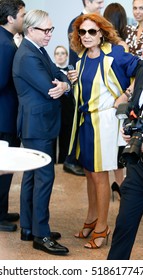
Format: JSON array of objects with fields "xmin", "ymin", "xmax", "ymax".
[{"xmin": 126, "ymin": 24, "xmax": 143, "ymax": 56}]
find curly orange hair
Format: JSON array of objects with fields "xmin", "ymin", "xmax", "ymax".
[{"xmin": 70, "ymin": 13, "xmax": 121, "ymax": 53}]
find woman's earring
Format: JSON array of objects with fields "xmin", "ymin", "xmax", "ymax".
[
  {"xmin": 79, "ymin": 37, "xmax": 83, "ymax": 48},
  {"xmin": 101, "ymin": 36, "xmax": 105, "ymax": 46}
]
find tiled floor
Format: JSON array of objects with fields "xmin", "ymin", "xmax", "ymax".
[{"xmin": 0, "ymin": 165, "xmax": 142, "ymax": 260}]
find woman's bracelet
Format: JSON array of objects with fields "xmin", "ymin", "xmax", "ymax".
[
  {"xmin": 123, "ymin": 88, "xmax": 132, "ymax": 100},
  {"xmin": 124, "ymin": 91, "xmax": 131, "ymax": 98}
]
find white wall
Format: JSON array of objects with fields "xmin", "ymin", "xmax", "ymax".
[
  {"xmin": 24, "ymin": 0, "xmax": 83, "ymax": 59},
  {"xmin": 24, "ymin": 0, "xmax": 134, "ymax": 60}
]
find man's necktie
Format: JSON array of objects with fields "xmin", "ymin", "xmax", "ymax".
[
  {"xmin": 39, "ymin": 47, "xmax": 48, "ymax": 57},
  {"xmin": 39, "ymin": 47, "xmax": 54, "ymax": 79}
]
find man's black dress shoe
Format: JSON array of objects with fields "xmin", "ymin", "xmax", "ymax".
[
  {"xmin": 0, "ymin": 220, "xmax": 17, "ymax": 232},
  {"xmin": 50, "ymin": 232, "xmax": 61, "ymax": 240},
  {"xmin": 21, "ymin": 229, "xmax": 61, "ymax": 241},
  {"xmin": 5, "ymin": 213, "xmax": 20, "ymax": 222},
  {"xmin": 63, "ymin": 162, "xmax": 85, "ymax": 176},
  {"xmin": 21, "ymin": 228, "xmax": 33, "ymax": 241},
  {"xmin": 33, "ymin": 237, "xmax": 69, "ymax": 255}
]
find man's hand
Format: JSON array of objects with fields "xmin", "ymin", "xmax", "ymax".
[
  {"xmin": 121, "ymin": 127, "xmax": 131, "ymax": 143},
  {"xmin": 121, "ymin": 128, "xmax": 143, "ymax": 154},
  {"xmin": 48, "ymin": 79, "xmax": 69, "ymax": 99}
]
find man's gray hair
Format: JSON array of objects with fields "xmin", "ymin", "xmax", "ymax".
[{"xmin": 23, "ymin": 9, "xmax": 49, "ymax": 35}]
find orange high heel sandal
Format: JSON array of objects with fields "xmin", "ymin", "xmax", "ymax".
[
  {"xmin": 84, "ymin": 226, "xmax": 110, "ymax": 249},
  {"xmin": 74, "ymin": 219, "xmax": 97, "ymax": 238}
]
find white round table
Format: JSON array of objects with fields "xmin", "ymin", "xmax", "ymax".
[{"xmin": 0, "ymin": 147, "xmax": 51, "ymax": 174}]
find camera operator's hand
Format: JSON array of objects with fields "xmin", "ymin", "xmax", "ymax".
[{"xmin": 121, "ymin": 127, "xmax": 131, "ymax": 143}]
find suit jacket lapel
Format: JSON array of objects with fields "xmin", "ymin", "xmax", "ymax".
[{"xmin": 23, "ymin": 38, "xmax": 54, "ymax": 80}]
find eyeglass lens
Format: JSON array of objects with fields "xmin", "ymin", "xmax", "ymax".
[
  {"xmin": 33, "ymin": 27, "xmax": 55, "ymax": 34},
  {"xmin": 55, "ymin": 52, "xmax": 66, "ymax": 55},
  {"xmin": 78, "ymin": 29, "xmax": 100, "ymax": 36}
]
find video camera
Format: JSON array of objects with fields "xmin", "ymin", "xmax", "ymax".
[{"xmin": 116, "ymin": 102, "xmax": 143, "ymax": 166}]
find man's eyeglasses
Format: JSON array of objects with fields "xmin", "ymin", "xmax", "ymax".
[
  {"xmin": 55, "ymin": 52, "xmax": 67, "ymax": 55},
  {"xmin": 78, "ymin": 29, "xmax": 100, "ymax": 37},
  {"xmin": 33, "ymin": 26, "xmax": 55, "ymax": 35}
]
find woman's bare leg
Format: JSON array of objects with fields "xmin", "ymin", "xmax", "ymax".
[
  {"xmin": 114, "ymin": 168, "xmax": 124, "ymax": 186},
  {"xmin": 85, "ymin": 171, "xmax": 111, "ymax": 248},
  {"xmin": 74, "ymin": 169, "xmax": 98, "ymax": 237}
]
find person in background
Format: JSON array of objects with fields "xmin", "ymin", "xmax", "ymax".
[
  {"xmin": 126, "ymin": 0, "xmax": 143, "ymax": 58},
  {"xmin": 67, "ymin": 13, "xmax": 141, "ymax": 250},
  {"xmin": 53, "ymin": 46, "xmax": 75, "ymax": 164},
  {"xmin": 54, "ymin": 45, "xmax": 68, "ymax": 73},
  {"xmin": 103, "ymin": 2, "xmax": 129, "ymax": 200},
  {"xmin": 0, "ymin": 0, "xmax": 26, "ymax": 232},
  {"xmin": 64, "ymin": 0, "xmax": 104, "ymax": 176},
  {"xmin": 12, "ymin": 9, "xmax": 69, "ymax": 256},
  {"xmin": 103, "ymin": 3, "xmax": 128, "ymax": 51}
]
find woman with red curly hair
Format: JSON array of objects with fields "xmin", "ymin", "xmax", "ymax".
[{"xmin": 67, "ymin": 13, "xmax": 141, "ymax": 250}]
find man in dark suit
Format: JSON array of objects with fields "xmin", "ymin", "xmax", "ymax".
[
  {"xmin": 63, "ymin": 0, "xmax": 104, "ymax": 176},
  {"xmin": 12, "ymin": 9, "xmax": 70, "ymax": 255},
  {"xmin": 0, "ymin": 0, "xmax": 26, "ymax": 232}
]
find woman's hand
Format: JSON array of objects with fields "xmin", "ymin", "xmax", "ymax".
[
  {"xmin": 113, "ymin": 94, "xmax": 128, "ymax": 109},
  {"xmin": 67, "ymin": 70, "xmax": 78, "ymax": 84}
]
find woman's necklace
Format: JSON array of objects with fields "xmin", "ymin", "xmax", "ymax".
[{"xmin": 87, "ymin": 48, "xmax": 100, "ymax": 58}]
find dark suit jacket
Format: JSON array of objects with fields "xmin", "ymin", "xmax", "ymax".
[
  {"xmin": 12, "ymin": 38, "xmax": 70, "ymax": 140},
  {"xmin": 0, "ymin": 26, "xmax": 18, "ymax": 134},
  {"xmin": 68, "ymin": 13, "xmax": 83, "ymax": 67}
]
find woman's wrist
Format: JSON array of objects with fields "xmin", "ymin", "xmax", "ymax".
[
  {"xmin": 113, "ymin": 100, "xmax": 118, "ymax": 109},
  {"xmin": 123, "ymin": 88, "xmax": 132, "ymax": 100}
]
